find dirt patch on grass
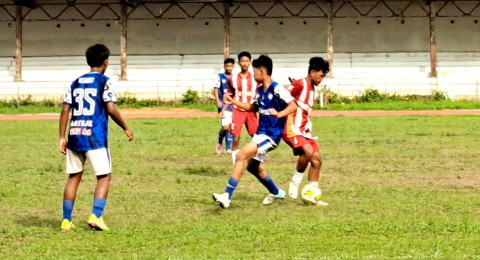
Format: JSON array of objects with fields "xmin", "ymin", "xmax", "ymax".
[{"xmin": 1, "ymin": 108, "xmax": 479, "ymax": 121}]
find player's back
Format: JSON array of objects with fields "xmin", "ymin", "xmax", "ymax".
[
  {"xmin": 64, "ymin": 72, "xmax": 115, "ymax": 152},
  {"xmin": 284, "ymin": 78, "xmax": 315, "ymax": 138},
  {"xmin": 255, "ymin": 81, "xmax": 293, "ymax": 142}
]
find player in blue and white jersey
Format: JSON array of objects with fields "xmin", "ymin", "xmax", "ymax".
[
  {"xmin": 58, "ymin": 44, "xmax": 134, "ymax": 231},
  {"xmin": 213, "ymin": 58, "xmax": 234, "ymax": 154},
  {"xmin": 212, "ymin": 55, "xmax": 298, "ymax": 209}
]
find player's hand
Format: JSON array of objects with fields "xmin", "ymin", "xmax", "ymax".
[
  {"xmin": 216, "ymin": 100, "xmax": 222, "ymax": 109},
  {"xmin": 224, "ymin": 95, "xmax": 233, "ymax": 105},
  {"xmin": 59, "ymin": 138, "xmax": 67, "ymax": 155},
  {"xmin": 125, "ymin": 128, "xmax": 134, "ymax": 141},
  {"xmin": 268, "ymin": 108, "xmax": 279, "ymax": 117},
  {"xmin": 218, "ymin": 111, "xmax": 225, "ymax": 119}
]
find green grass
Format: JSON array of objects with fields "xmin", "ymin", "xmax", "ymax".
[
  {"xmin": 1, "ymin": 116, "xmax": 480, "ymax": 258},
  {"xmin": 324, "ymin": 100, "xmax": 480, "ymax": 110},
  {"xmin": 0, "ymin": 103, "xmax": 219, "ymax": 115}
]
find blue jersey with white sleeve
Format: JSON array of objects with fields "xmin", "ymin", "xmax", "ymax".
[
  {"xmin": 254, "ymin": 81, "xmax": 294, "ymax": 143},
  {"xmin": 63, "ymin": 72, "xmax": 116, "ymax": 152},
  {"xmin": 214, "ymin": 73, "xmax": 233, "ymax": 113}
]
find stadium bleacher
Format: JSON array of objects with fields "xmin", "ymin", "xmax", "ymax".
[{"xmin": 0, "ymin": 52, "xmax": 479, "ymax": 100}]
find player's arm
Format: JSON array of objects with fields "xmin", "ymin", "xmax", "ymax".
[
  {"xmin": 214, "ymin": 88, "xmax": 222, "ymax": 109},
  {"xmin": 225, "ymin": 94, "xmax": 256, "ymax": 112},
  {"xmin": 268, "ymin": 85, "xmax": 297, "ymax": 118},
  {"xmin": 218, "ymin": 100, "xmax": 230, "ymax": 118},
  {"xmin": 106, "ymin": 103, "xmax": 134, "ymax": 141},
  {"xmin": 103, "ymin": 80, "xmax": 133, "ymax": 141},
  {"xmin": 273, "ymin": 101, "xmax": 297, "ymax": 118},
  {"xmin": 213, "ymin": 77, "xmax": 222, "ymax": 109},
  {"xmin": 59, "ymin": 104, "xmax": 71, "ymax": 155}
]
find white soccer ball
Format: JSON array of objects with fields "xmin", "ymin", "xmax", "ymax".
[{"xmin": 301, "ymin": 184, "xmax": 322, "ymax": 205}]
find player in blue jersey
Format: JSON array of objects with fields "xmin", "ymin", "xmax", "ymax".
[
  {"xmin": 59, "ymin": 44, "xmax": 134, "ymax": 231},
  {"xmin": 212, "ymin": 55, "xmax": 298, "ymax": 208},
  {"xmin": 214, "ymin": 58, "xmax": 234, "ymax": 154}
]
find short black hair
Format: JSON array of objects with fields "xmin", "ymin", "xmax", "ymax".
[
  {"xmin": 224, "ymin": 58, "xmax": 235, "ymax": 65},
  {"xmin": 252, "ymin": 55, "xmax": 273, "ymax": 76},
  {"xmin": 237, "ymin": 51, "xmax": 251, "ymax": 61},
  {"xmin": 308, "ymin": 57, "xmax": 330, "ymax": 74},
  {"xmin": 86, "ymin": 44, "xmax": 110, "ymax": 67}
]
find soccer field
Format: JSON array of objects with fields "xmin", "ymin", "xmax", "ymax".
[{"xmin": 1, "ymin": 116, "xmax": 479, "ymax": 258}]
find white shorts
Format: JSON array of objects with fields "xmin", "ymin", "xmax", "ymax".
[
  {"xmin": 251, "ymin": 134, "xmax": 278, "ymax": 162},
  {"xmin": 221, "ymin": 110, "xmax": 233, "ymax": 127},
  {"xmin": 66, "ymin": 148, "xmax": 112, "ymax": 176}
]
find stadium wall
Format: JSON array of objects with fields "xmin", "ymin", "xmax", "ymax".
[{"xmin": 1, "ymin": 16, "xmax": 480, "ymax": 57}]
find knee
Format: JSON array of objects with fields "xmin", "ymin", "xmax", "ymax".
[
  {"xmin": 235, "ymin": 150, "xmax": 248, "ymax": 162},
  {"xmin": 311, "ymin": 154, "xmax": 322, "ymax": 168}
]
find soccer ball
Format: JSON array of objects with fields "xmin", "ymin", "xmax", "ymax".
[{"xmin": 301, "ymin": 184, "xmax": 322, "ymax": 205}]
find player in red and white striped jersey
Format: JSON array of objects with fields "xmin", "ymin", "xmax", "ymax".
[
  {"xmin": 283, "ymin": 57, "xmax": 330, "ymax": 206},
  {"xmin": 226, "ymin": 51, "xmax": 259, "ymax": 162}
]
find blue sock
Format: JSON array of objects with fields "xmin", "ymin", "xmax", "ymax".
[
  {"xmin": 62, "ymin": 200, "xmax": 74, "ymax": 221},
  {"xmin": 225, "ymin": 132, "xmax": 233, "ymax": 150},
  {"xmin": 92, "ymin": 198, "xmax": 107, "ymax": 218},
  {"xmin": 224, "ymin": 177, "xmax": 238, "ymax": 199},
  {"xmin": 253, "ymin": 173, "xmax": 279, "ymax": 195}
]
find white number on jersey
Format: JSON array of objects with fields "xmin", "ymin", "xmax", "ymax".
[{"xmin": 72, "ymin": 88, "xmax": 98, "ymax": 116}]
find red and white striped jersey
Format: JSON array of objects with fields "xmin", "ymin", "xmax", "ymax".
[
  {"xmin": 227, "ymin": 72, "xmax": 257, "ymax": 111},
  {"xmin": 284, "ymin": 78, "xmax": 317, "ymax": 139}
]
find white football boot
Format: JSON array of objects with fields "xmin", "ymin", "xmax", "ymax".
[
  {"xmin": 288, "ymin": 181, "xmax": 299, "ymax": 199},
  {"xmin": 263, "ymin": 189, "xmax": 286, "ymax": 205},
  {"xmin": 212, "ymin": 192, "xmax": 231, "ymax": 209}
]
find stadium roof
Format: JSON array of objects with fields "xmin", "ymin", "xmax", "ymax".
[{"xmin": 2, "ymin": 0, "xmax": 479, "ymax": 21}]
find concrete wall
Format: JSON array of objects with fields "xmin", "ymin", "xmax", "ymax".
[
  {"xmin": 1, "ymin": 16, "xmax": 480, "ymax": 57},
  {"xmin": 129, "ymin": 19, "xmax": 223, "ymax": 55},
  {"xmin": 230, "ymin": 18, "xmax": 326, "ymax": 54},
  {"xmin": 0, "ymin": 22, "xmax": 15, "ymax": 57}
]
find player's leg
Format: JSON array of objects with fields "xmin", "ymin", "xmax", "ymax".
[
  {"xmin": 306, "ymin": 140, "xmax": 322, "ymax": 186},
  {"xmin": 230, "ymin": 109, "xmax": 247, "ymax": 163},
  {"xmin": 216, "ymin": 127, "xmax": 227, "ymax": 155},
  {"xmin": 248, "ymin": 134, "xmax": 285, "ymax": 205},
  {"xmin": 247, "ymin": 159, "xmax": 283, "ymax": 200},
  {"xmin": 61, "ymin": 149, "xmax": 86, "ymax": 231},
  {"xmin": 223, "ymin": 110, "xmax": 233, "ymax": 153},
  {"xmin": 86, "ymin": 148, "xmax": 112, "ymax": 231},
  {"xmin": 301, "ymin": 140, "xmax": 328, "ymax": 206},
  {"xmin": 62, "ymin": 172, "xmax": 82, "ymax": 231},
  {"xmin": 285, "ymin": 136, "xmax": 314, "ymax": 199},
  {"xmin": 213, "ymin": 141, "xmax": 257, "ymax": 208},
  {"xmin": 225, "ymin": 127, "xmax": 233, "ymax": 153}
]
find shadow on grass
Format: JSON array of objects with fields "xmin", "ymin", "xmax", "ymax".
[
  {"xmin": 16, "ymin": 215, "xmax": 58, "ymax": 229},
  {"xmin": 183, "ymin": 166, "xmax": 226, "ymax": 177}
]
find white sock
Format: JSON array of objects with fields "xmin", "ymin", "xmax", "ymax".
[
  {"xmin": 308, "ymin": 182, "xmax": 319, "ymax": 188},
  {"xmin": 292, "ymin": 170, "xmax": 304, "ymax": 184}
]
